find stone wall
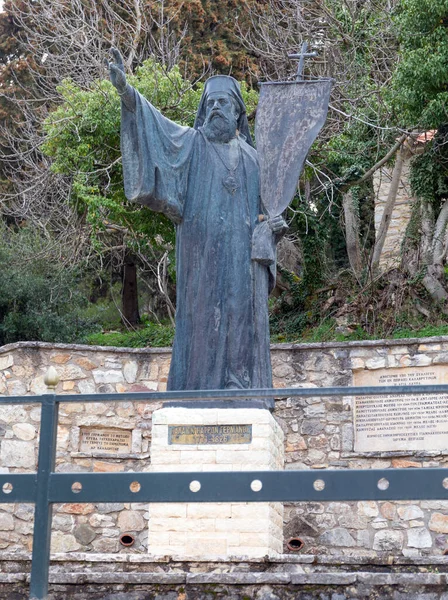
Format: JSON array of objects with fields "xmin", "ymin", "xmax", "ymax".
[
  {"xmin": 0, "ymin": 553, "xmax": 447, "ymax": 599},
  {"xmin": 373, "ymin": 158, "xmax": 413, "ymax": 272},
  {"xmin": 0, "ymin": 338, "xmax": 447, "ymax": 558}
]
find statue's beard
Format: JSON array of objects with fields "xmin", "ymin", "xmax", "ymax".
[{"xmin": 202, "ymin": 110, "xmax": 238, "ymax": 143}]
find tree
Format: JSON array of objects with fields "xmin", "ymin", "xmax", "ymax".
[
  {"xmin": 390, "ymin": 0, "xmax": 448, "ymax": 304},
  {"xmin": 42, "ymin": 60, "xmax": 259, "ymax": 325},
  {"xmin": 0, "ymin": 0, "xmax": 261, "ymax": 328}
]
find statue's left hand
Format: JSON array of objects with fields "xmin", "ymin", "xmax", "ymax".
[{"xmin": 267, "ymin": 216, "xmax": 288, "ymax": 237}]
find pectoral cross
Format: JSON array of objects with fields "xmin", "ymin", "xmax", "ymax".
[{"xmin": 288, "ymin": 42, "xmax": 318, "ymax": 80}]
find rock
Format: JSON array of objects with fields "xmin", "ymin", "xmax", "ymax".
[
  {"xmin": 0, "ymin": 355, "xmax": 13, "ymax": 371},
  {"xmin": 89, "ymin": 514, "xmax": 115, "ymax": 528},
  {"xmin": 92, "ymin": 370, "xmax": 124, "ymax": 384},
  {"xmin": 62, "ymin": 381, "xmax": 76, "ymax": 391},
  {"xmin": 350, "ymin": 358, "xmax": 365, "ymax": 370},
  {"xmin": 339, "ymin": 514, "xmax": 368, "ymax": 530},
  {"xmin": 0, "ymin": 440, "xmax": 35, "ymax": 468},
  {"xmin": 50, "ymin": 532, "xmax": 80, "ymax": 553},
  {"xmin": 74, "ymin": 357, "xmax": 98, "ymax": 371},
  {"xmin": 59, "ymin": 365, "xmax": 86, "ymax": 381},
  {"xmin": 300, "ymin": 420, "xmax": 324, "ymax": 436},
  {"xmin": 98, "ymin": 384, "xmax": 115, "ymax": 394},
  {"xmin": 74, "ymin": 524, "xmax": 96, "ymax": 545},
  {"xmin": 358, "ymin": 501, "xmax": 378, "ymax": 518},
  {"xmin": 357, "ymin": 530, "xmax": 370, "ymax": 547},
  {"xmin": 391, "ymin": 458, "xmax": 420, "ymax": 468},
  {"xmin": 29, "ymin": 408, "xmax": 42, "ymax": 422},
  {"xmin": 59, "ymin": 503, "xmax": 95, "ymax": 515},
  {"xmin": 285, "ymin": 434, "xmax": 307, "ymax": 452},
  {"xmin": 409, "ymin": 354, "xmax": 432, "ymax": 366},
  {"xmin": 373, "ymin": 529, "xmax": 403, "ymax": 551},
  {"xmin": 97, "ymin": 503, "xmax": 125, "ymax": 514},
  {"xmin": 84, "ymin": 403, "xmax": 108, "ymax": 415},
  {"xmin": 341, "ymin": 423, "xmax": 353, "ymax": 451},
  {"xmin": 101, "ymin": 527, "xmax": 120, "ymax": 538},
  {"xmin": 429, "ymin": 512, "xmax": 448, "ymax": 533},
  {"xmin": 407, "ymin": 527, "xmax": 432, "ymax": 548},
  {"xmin": 371, "ymin": 518, "xmax": 388, "ymax": 529},
  {"xmin": 380, "ymin": 502, "xmax": 396, "ymax": 520},
  {"xmin": 6, "ymin": 381, "xmax": 27, "ymax": 395},
  {"xmin": 307, "ymin": 449, "xmax": 326, "ymax": 463},
  {"xmin": 0, "ymin": 513, "xmax": 14, "ymax": 531},
  {"xmin": 92, "ymin": 538, "xmax": 119, "ymax": 553},
  {"xmin": 14, "ymin": 506, "xmax": 34, "ymax": 522},
  {"xmin": 272, "ymin": 363, "xmax": 295, "ymax": 378},
  {"xmin": 52, "ymin": 514, "xmax": 75, "ymax": 533},
  {"xmin": 50, "ymin": 353, "xmax": 71, "ymax": 364},
  {"xmin": 397, "ymin": 505, "xmax": 424, "ymax": 520},
  {"xmin": 93, "ymin": 461, "xmax": 125, "ymax": 473},
  {"xmin": 304, "ymin": 404, "xmax": 325, "ymax": 418},
  {"xmin": 318, "ymin": 528, "xmax": 356, "ymax": 547},
  {"xmin": 12, "ymin": 423, "xmax": 36, "ymax": 441},
  {"xmin": 123, "ymin": 361, "xmax": 138, "ymax": 383},
  {"xmin": 30, "ymin": 376, "xmax": 47, "ymax": 395},
  {"xmin": 329, "ymin": 435, "xmax": 340, "ymax": 451},
  {"xmin": 365, "ymin": 357, "xmax": 386, "ymax": 370},
  {"xmin": 0, "ymin": 407, "xmax": 26, "ymax": 424},
  {"xmin": 77, "ymin": 380, "xmax": 96, "ymax": 394},
  {"xmin": 421, "ymin": 501, "xmax": 448, "ymax": 510},
  {"xmin": 104, "ymin": 359, "xmax": 122, "ymax": 369},
  {"xmin": 117, "ymin": 510, "xmax": 145, "ymax": 532}
]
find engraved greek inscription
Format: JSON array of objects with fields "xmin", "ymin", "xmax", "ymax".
[
  {"xmin": 353, "ymin": 365, "xmax": 448, "ymax": 452},
  {"xmin": 80, "ymin": 428, "xmax": 132, "ymax": 453},
  {"xmin": 168, "ymin": 424, "xmax": 252, "ymax": 445}
]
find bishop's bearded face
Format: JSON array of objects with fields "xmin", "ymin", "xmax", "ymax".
[{"xmin": 202, "ymin": 93, "xmax": 240, "ymax": 143}]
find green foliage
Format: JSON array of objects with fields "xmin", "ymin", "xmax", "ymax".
[
  {"xmin": 391, "ymin": 0, "xmax": 448, "ymax": 128},
  {"xmin": 42, "ymin": 60, "xmax": 258, "ymax": 255},
  {"xmin": 42, "ymin": 61, "xmax": 201, "ymax": 250},
  {"xmin": 86, "ymin": 322, "xmax": 174, "ymax": 348},
  {"xmin": 0, "ymin": 227, "xmax": 100, "ymax": 345},
  {"xmin": 409, "ymin": 128, "xmax": 448, "ymax": 203}
]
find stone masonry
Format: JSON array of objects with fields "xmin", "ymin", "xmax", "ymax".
[
  {"xmin": 149, "ymin": 406, "xmax": 284, "ymax": 557},
  {"xmin": 0, "ymin": 338, "xmax": 447, "ymax": 559},
  {"xmin": 373, "ymin": 158, "xmax": 413, "ymax": 272}
]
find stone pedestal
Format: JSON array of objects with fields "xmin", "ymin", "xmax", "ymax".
[{"xmin": 148, "ymin": 406, "xmax": 284, "ymax": 558}]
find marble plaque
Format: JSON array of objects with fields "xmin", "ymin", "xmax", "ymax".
[
  {"xmin": 353, "ymin": 365, "xmax": 448, "ymax": 452},
  {"xmin": 168, "ymin": 424, "xmax": 252, "ymax": 445},
  {"xmin": 80, "ymin": 428, "xmax": 132, "ymax": 453}
]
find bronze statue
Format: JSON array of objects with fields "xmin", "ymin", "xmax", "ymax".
[{"xmin": 106, "ymin": 49, "xmax": 288, "ymax": 392}]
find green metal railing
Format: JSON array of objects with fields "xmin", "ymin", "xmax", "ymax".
[{"xmin": 1, "ymin": 374, "xmax": 448, "ymax": 599}]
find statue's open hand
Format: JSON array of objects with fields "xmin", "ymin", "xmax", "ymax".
[
  {"xmin": 267, "ymin": 215, "xmax": 288, "ymax": 237},
  {"xmin": 104, "ymin": 48, "xmax": 127, "ymax": 94}
]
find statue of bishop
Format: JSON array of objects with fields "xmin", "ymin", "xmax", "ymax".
[{"xmin": 106, "ymin": 49, "xmax": 286, "ymax": 392}]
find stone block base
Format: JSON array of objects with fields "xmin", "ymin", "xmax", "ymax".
[{"xmin": 148, "ymin": 407, "xmax": 284, "ymax": 558}]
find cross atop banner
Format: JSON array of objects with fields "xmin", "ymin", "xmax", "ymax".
[
  {"xmin": 251, "ymin": 43, "xmax": 333, "ymax": 266},
  {"xmin": 255, "ymin": 43, "xmax": 333, "ymax": 220}
]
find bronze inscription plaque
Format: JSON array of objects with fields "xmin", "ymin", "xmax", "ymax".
[
  {"xmin": 80, "ymin": 428, "xmax": 132, "ymax": 454},
  {"xmin": 168, "ymin": 424, "xmax": 252, "ymax": 445}
]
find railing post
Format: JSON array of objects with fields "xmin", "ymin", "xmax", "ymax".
[{"xmin": 29, "ymin": 368, "xmax": 60, "ymax": 600}]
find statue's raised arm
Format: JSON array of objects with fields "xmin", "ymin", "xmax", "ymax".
[
  {"xmin": 105, "ymin": 48, "xmax": 136, "ymax": 112},
  {"xmin": 108, "ymin": 48, "xmax": 196, "ymax": 223}
]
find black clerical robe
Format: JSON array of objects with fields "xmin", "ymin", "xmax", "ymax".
[{"xmin": 121, "ymin": 88, "xmax": 273, "ymax": 391}]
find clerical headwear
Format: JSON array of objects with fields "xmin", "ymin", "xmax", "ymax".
[{"xmin": 194, "ymin": 75, "xmax": 254, "ymax": 147}]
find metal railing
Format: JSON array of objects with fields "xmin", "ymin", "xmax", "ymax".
[{"xmin": 1, "ymin": 381, "xmax": 448, "ymax": 599}]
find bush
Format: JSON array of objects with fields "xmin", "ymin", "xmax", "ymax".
[
  {"xmin": 0, "ymin": 227, "xmax": 100, "ymax": 345},
  {"xmin": 85, "ymin": 322, "xmax": 174, "ymax": 348}
]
